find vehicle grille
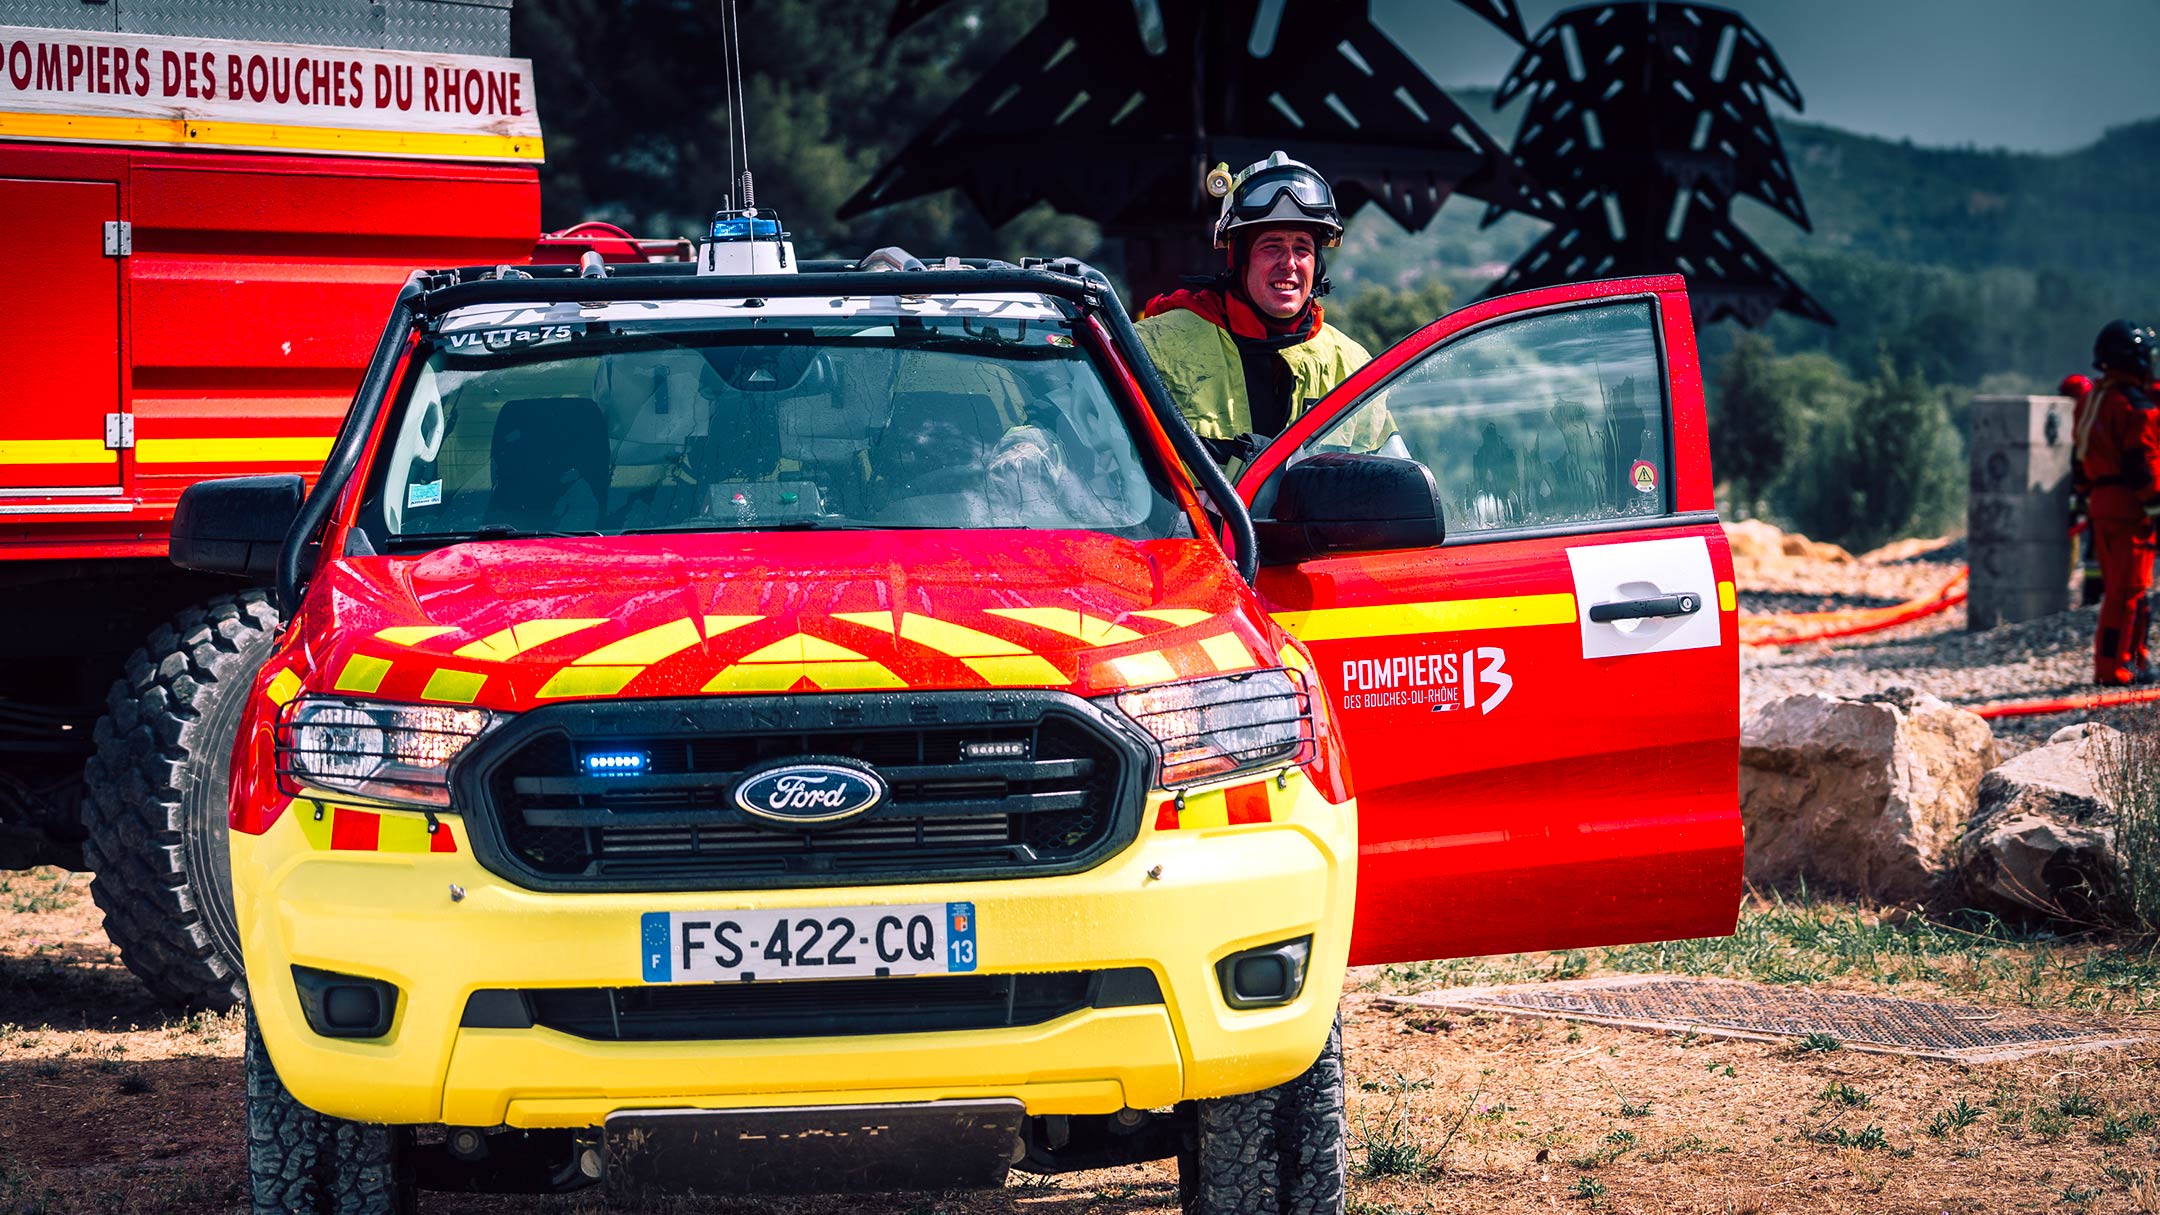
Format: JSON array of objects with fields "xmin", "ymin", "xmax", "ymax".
[
  {"xmin": 463, "ymin": 968, "xmax": 1162, "ymax": 1041},
  {"xmin": 455, "ymin": 693, "xmax": 1145, "ymax": 892}
]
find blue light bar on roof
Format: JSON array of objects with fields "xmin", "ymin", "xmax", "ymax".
[
  {"xmin": 583, "ymin": 751, "xmax": 649, "ymax": 777},
  {"xmin": 710, "ymin": 216, "xmax": 782, "ymax": 242}
]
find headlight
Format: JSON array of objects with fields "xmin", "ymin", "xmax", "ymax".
[
  {"xmin": 1110, "ymin": 668, "xmax": 1315, "ymax": 788},
  {"xmin": 276, "ymin": 696, "xmax": 501, "ymax": 808}
]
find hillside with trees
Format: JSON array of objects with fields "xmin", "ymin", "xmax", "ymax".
[{"xmin": 512, "ymin": 1, "xmax": 2157, "ymax": 549}]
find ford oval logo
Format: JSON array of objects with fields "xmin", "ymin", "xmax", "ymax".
[{"xmin": 733, "ymin": 761, "xmax": 886, "ymax": 826}]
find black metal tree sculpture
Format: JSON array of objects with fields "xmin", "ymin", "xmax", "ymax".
[
  {"xmin": 1482, "ymin": 2, "xmax": 1831, "ymax": 327},
  {"xmin": 842, "ymin": 0, "xmax": 1550, "ymax": 300}
]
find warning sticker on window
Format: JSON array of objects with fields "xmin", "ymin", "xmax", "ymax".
[{"xmin": 1630, "ymin": 460, "xmax": 1658, "ymax": 494}]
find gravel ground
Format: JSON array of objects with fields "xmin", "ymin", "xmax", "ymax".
[{"xmin": 1734, "ymin": 539, "xmax": 2151, "ymax": 756}]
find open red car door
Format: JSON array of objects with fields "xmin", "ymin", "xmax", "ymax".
[{"xmin": 1236, "ymin": 275, "xmax": 1741, "ymax": 967}]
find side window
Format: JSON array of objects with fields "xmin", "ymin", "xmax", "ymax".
[{"xmin": 1299, "ymin": 300, "xmax": 1670, "ymax": 537}]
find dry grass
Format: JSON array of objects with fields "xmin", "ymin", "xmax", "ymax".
[{"xmin": 4, "ymin": 873, "xmax": 2159, "ymax": 1214}]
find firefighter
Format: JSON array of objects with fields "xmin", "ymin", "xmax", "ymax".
[
  {"xmin": 2063, "ymin": 372, "xmax": 2102, "ymax": 607},
  {"xmin": 2074, "ymin": 322, "xmax": 2160, "ymax": 685},
  {"xmin": 1135, "ymin": 152, "xmax": 1379, "ymax": 471}
]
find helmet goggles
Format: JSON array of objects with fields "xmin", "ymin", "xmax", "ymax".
[{"xmin": 1214, "ymin": 155, "xmax": 1344, "ymax": 248}]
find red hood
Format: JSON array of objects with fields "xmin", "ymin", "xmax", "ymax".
[{"xmin": 297, "ymin": 531, "xmax": 1282, "ymax": 710}]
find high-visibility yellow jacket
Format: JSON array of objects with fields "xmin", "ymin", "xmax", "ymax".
[{"xmin": 1134, "ymin": 307, "xmax": 1372, "ymax": 445}]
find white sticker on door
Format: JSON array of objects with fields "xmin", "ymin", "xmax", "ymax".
[
  {"xmin": 1565, "ymin": 535, "xmax": 1720, "ymax": 660},
  {"xmin": 1338, "ymin": 647, "xmax": 1512, "ymax": 715}
]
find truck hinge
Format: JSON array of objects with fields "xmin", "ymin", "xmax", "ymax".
[
  {"xmin": 104, "ymin": 413, "xmax": 134, "ymax": 450},
  {"xmin": 102, "ymin": 220, "xmax": 132, "ymax": 257}
]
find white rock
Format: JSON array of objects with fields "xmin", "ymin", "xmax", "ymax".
[
  {"xmin": 1959, "ymin": 725, "xmax": 2124, "ymax": 919},
  {"xmin": 1740, "ymin": 687, "xmax": 2000, "ymax": 902}
]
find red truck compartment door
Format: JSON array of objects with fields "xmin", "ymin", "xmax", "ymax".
[
  {"xmin": 1, "ymin": 178, "xmax": 120, "ymax": 490},
  {"xmin": 1236, "ymin": 276, "xmax": 1740, "ymax": 966}
]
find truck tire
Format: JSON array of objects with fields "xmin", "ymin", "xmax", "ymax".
[
  {"xmin": 82, "ymin": 591, "xmax": 278, "ymax": 1009},
  {"xmin": 1180, "ymin": 1014, "xmax": 1347, "ymax": 1215},
  {"xmin": 246, "ymin": 1002, "xmax": 414, "ymax": 1215}
]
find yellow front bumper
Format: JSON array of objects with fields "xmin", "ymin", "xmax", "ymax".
[{"xmin": 234, "ymin": 776, "xmax": 1355, "ymax": 1128}]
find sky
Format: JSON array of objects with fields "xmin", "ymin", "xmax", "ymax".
[{"xmin": 1373, "ymin": 0, "xmax": 2158, "ymax": 153}]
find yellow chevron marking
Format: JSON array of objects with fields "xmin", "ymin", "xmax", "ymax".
[
  {"xmin": 1133, "ymin": 608, "xmax": 1214, "ymax": 628},
  {"xmin": 537, "ymin": 666, "xmax": 643, "ymax": 698},
  {"xmin": 703, "ymin": 663, "xmax": 804, "ymax": 692},
  {"xmin": 293, "ymin": 800, "xmax": 332, "ymax": 850},
  {"xmin": 703, "ymin": 660, "xmax": 905, "ymax": 693},
  {"xmin": 376, "ymin": 626, "xmax": 458, "ymax": 647},
  {"xmin": 420, "ymin": 669, "xmax": 486, "ymax": 704},
  {"xmin": 454, "ymin": 618, "xmax": 607, "ymax": 661},
  {"xmin": 576, "ymin": 618, "xmax": 702, "ymax": 666},
  {"xmin": 332, "ymin": 654, "xmax": 392, "ymax": 694},
  {"xmin": 986, "ymin": 607, "xmax": 1142, "ymax": 645},
  {"xmin": 1271, "ymin": 593, "xmax": 1577, "ymax": 642},
  {"xmin": 701, "ymin": 615, "xmax": 763, "ymax": 638},
  {"xmin": 963, "ymin": 655, "xmax": 1067, "ymax": 686},
  {"xmin": 832, "ymin": 610, "xmax": 899, "ymax": 635},
  {"xmin": 737, "ymin": 633, "xmax": 868, "ymax": 664},
  {"xmin": 1278, "ymin": 643, "xmax": 1316, "ymax": 682},
  {"xmin": 901, "ymin": 615, "xmax": 1029, "ymax": 656},
  {"xmin": 1108, "ymin": 650, "xmax": 1178, "ymax": 686},
  {"xmin": 264, "ymin": 668, "xmax": 303, "ymax": 706},
  {"xmin": 376, "ymin": 813, "xmax": 433, "ymax": 855},
  {"xmin": 1198, "ymin": 633, "xmax": 1256, "ymax": 672},
  {"xmin": 1718, "ymin": 580, "xmax": 1737, "ymax": 613},
  {"xmin": 135, "ymin": 436, "xmax": 335, "ymax": 464}
]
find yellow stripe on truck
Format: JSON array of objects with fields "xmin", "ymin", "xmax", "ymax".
[
  {"xmin": 0, "ymin": 110, "xmax": 543, "ymax": 162},
  {"xmin": 1271, "ymin": 592, "xmax": 1578, "ymax": 642},
  {"xmin": 135, "ymin": 437, "xmax": 336, "ymax": 464},
  {"xmin": 0, "ymin": 440, "xmax": 115, "ymax": 464}
]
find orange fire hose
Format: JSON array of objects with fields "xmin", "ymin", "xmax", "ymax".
[
  {"xmin": 1739, "ymin": 569, "xmax": 1969, "ymax": 647},
  {"xmin": 1971, "ymin": 685, "xmax": 2160, "ymax": 720}
]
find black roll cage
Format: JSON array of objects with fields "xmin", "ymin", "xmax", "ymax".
[{"xmin": 275, "ymin": 258, "xmax": 1259, "ymax": 613}]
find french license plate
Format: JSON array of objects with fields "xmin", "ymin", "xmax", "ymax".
[{"xmin": 640, "ymin": 902, "xmax": 977, "ymax": 983}]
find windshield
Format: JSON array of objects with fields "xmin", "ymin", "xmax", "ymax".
[{"xmin": 355, "ymin": 309, "xmax": 1187, "ymax": 548}]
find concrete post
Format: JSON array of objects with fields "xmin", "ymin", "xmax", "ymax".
[{"xmin": 1967, "ymin": 394, "xmax": 2074, "ymax": 630}]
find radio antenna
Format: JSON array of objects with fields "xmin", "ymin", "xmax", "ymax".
[{"xmin": 727, "ymin": 0, "xmax": 754, "ymax": 211}]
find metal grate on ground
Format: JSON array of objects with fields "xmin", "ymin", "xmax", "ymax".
[{"xmin": 1382, "ymin": 975, "xmax": 2145, "ymax": 1063}]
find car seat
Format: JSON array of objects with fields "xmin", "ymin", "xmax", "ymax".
[
  {"xmin": 872, "ymin": 392, "xmax": 1004, "ymax": 497},
  {"xmin": 487, "ymin": 396, "xmax": 611, "ymax": 532}
]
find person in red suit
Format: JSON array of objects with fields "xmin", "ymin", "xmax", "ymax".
[
  {"xmin": 2063, "ymin": 373, "xmax": 2101, "ymax": 607},
  {"xmin": 2074, "ymin": 323, "xmax": 2160, "ymax": 684}
]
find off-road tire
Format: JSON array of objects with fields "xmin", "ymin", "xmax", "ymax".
[
  {"xmin": 246, "ymin": 1002, "xmax": 414, "ymax": 1215},
  {"xmin": 82, "ymin": 591, "xmax": 279, "ymax": 1009},
  {"xmin": 1180, "ymin": 1014, "xmax": 1348, "ymax": 1215}
]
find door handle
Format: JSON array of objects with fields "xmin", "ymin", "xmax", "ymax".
[{"xmin": 1588, "ymin": 592, "xmax": 1702, "ymax": 623}]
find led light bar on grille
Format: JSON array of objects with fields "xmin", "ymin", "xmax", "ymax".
[
  {"xmin": 583, "ymin": 751, "xmax": 650, "ymax": 776},
  {"xmin": 1109, "ymin": 668, "xmax": 1314, "ymax": 789}
]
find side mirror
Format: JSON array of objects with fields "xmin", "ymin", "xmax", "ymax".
[
  {"xmin": 171, "ymin": 474, "xmax": 306, "ymax": 578},
  {"xmin": 1256, "ymin": 453, "xmax": 1444, "ymax": 563}
]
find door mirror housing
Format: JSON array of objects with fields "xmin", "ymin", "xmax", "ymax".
[
  {"xmin": 1256, "ymin": 452, "xmax": 1444, "ymax": 563},
  {"xmin": 170, "ymin": 474, "xmax": 306, "ymax": 578}
]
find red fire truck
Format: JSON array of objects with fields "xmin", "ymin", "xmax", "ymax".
[{"xmin": 0, "ymin": 0, "xmax": 558, "ymax": 1006}]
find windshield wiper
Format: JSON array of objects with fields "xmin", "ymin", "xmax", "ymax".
[{"xmin": 387, "ymin": 526, "xmax": 605, "ymax": 550}]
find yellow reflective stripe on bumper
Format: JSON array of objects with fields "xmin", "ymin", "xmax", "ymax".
[{"xmin": 1272, "ymin": 592, "xmax": 1577, "ymax": 642}]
